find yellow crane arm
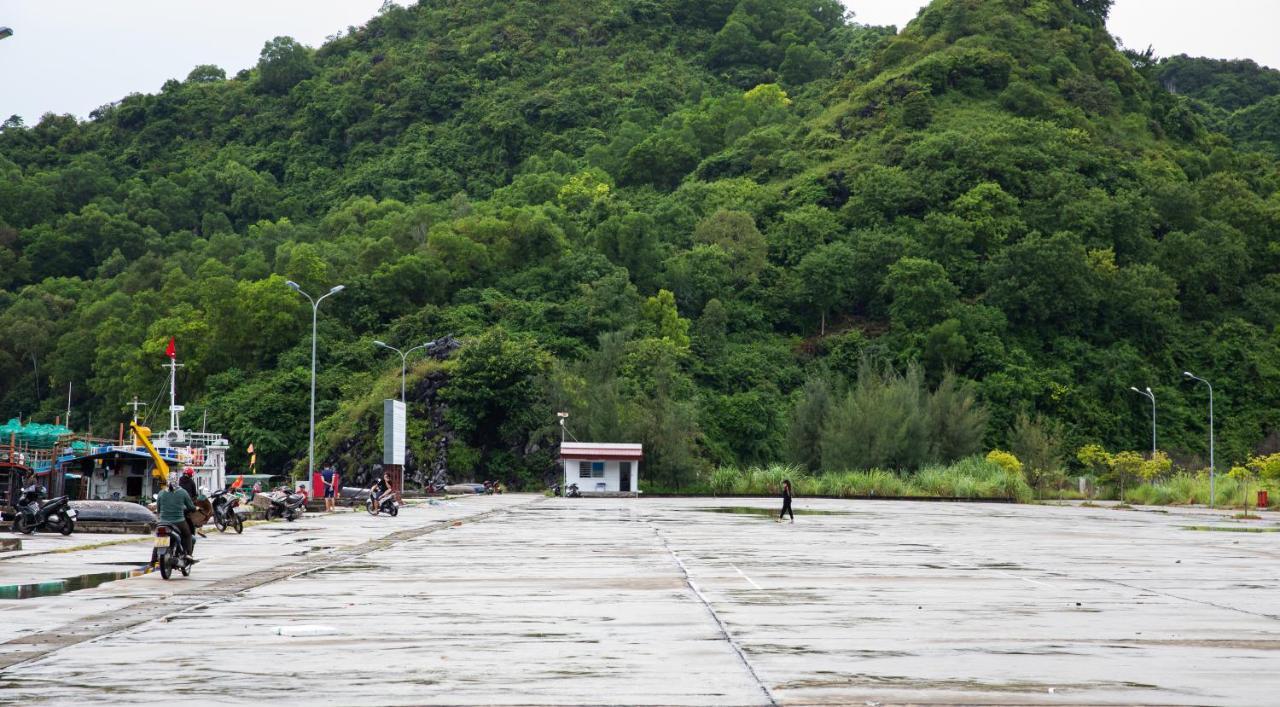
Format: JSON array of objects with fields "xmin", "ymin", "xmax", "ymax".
[{"xmin": 129, "ymin": 422, "xmax": 170, "ymax": 480}]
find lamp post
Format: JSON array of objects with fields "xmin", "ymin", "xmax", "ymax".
[
  {"xmin": 286, "ymin": 281, "xmax": 344, "ymax": 482},
  {"xmin": 557, "ymin": 412, "xmax": 569, "ymax": 489},
  {"xmin": 1129, "ymin": 386, "xmax": 1156, "ymax": 456},
  {"xmin": 374, "ymin": 340, "xmax": 434, "ymax": 403},
  {"xmin": 1184, "ymin": 371, "xmax": 1215, "ymax": 507}
]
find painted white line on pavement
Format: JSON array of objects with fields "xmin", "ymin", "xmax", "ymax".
[{"xmin": 734, "ymin": 565, "xmax": 763, "ymax": 590}]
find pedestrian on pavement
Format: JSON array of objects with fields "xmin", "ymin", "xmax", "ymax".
[
  {"xmin": 778, "ymin": 479, "xmax": 794, "ymax": 523},
  {"xmin": 321, "ymin": 465, "xmax": 337, "ymax": 511}
]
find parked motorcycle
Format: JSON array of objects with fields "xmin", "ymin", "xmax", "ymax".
[
  {"xmin": 11, "ymin": 484, "xmax": 76, "ymax": 535},
  {"xmin": 566, "ymin": 483, "xmax": 581, "ymax": 498},
  {"xmin": 483, "ymin": 480, "xmax": 503, "ymax": 495},
  {"xmin": 209, "ymin": 489, "xmax": 244, "ymax": 534},
  {"xmin": 151, "ymin": 522, "xmax": 193, "ymax": 580},
  {"xmin": 265, "ymin": 488, "xmax": 306, "ymax": 522},
  {"xmin": 365, "ymin": 488, "xmax": 398, "ymax": 516}
]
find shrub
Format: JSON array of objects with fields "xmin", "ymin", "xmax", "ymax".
[{"xmin": 985, "ymin": 449, "xmax": 1023, "ymax": 478}]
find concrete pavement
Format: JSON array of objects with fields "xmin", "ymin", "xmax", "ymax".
[{"xmin": 1, "ymin": 495, "xmax": 1277, "ymax": 705}]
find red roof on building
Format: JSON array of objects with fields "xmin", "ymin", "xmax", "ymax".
[{"xmin": 559, "ymin": 442, "xmax": 643, "ymax": 461}]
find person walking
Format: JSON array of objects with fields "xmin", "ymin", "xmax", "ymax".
[
  {"xmin": 320, "ymin": 465, "xmax": 337, "ymax": 511},
  {"xmin": 778, "ymin": 479, "xmax": 794, "ymax": 523}
]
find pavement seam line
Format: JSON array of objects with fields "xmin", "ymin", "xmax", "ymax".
[
  {"xmin": 0, "ymin": 498, "xmax": 539, "ymax": 673},
  {"xmin": 653, "ymin": 526, "xmax": 778, "ymax": 707}
]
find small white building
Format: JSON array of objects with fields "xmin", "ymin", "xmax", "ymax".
[{"xmin": 561, "ymin": 442, "xmax": 642, "ymax": 495}]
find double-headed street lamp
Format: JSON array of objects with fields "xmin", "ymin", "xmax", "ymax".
[
  {"xmin": 1184, "ymin": 371, "xmax": 1216, "ymax": 507},
  {"xmin": 1128, "ymin": 386, "xmax": 1156, "ymax": 456},
  {"xmin": 374, "ymin": 339, "xmax": 435, "ymax": 403},
  {"xmin": 286, "ymin": 281, "xmax": 344, "ymax": 481}
]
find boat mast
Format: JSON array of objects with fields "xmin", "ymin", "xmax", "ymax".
[{"xmin": 166, "ymin": 355, "xmax": 184, "ymax": 434}]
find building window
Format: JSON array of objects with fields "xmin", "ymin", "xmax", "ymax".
[
  {"xmin": 578, "ymin": 461, "xmax": 592, "ymax": 479},
  {"xmin": 591, "ymin": 461, "xmax": 604, "ymax": 478}
]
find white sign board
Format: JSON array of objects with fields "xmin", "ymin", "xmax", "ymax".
[{"xmin": 383, "ymin": 399, "xmax": 406, "ymax": 465}]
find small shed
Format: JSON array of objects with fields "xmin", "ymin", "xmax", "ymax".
[{"xmin": 560, "ymin": 442, "xmax": 643, "ymax": 495}]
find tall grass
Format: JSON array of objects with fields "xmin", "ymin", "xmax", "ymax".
[
  {"xmin": 1124, "ymin": 473, "xmax": 1277, "ymax": 509},
  {"xmin": 704, "ymin": 457, "xmax": 1032, "ymax": 502}
]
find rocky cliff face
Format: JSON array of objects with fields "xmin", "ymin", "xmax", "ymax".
[{"xmin": 323, "ymin": 337, "xmax": 461, "ymax": 489}]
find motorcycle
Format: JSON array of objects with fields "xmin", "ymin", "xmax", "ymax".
[
  {"xmin": 11, "ymin": 484, "xmax": 76, "ymax": 535},
  {"xmin": 151, "ymin": 523, "xmax": 193, "ymax": 580},
  {"xmin": 483, "ymin": 480, "xmax": 503, "ymax": 495},
  {"xmin": 365, "ymin": 488, "xmax": 398, "ymax": 516},
  {"xmin": 265, "ymin": 488, "xmax": 306, "ymax": 522},
  {"xmin": 209, "ymin": 489, "xmax": 244, "ymax": 534},
  {"xmin": 566, "ymin": 483, "xmax": 581, "ymax": 498}
]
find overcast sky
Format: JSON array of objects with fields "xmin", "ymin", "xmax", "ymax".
[{"xmin": 2, "ymin": 0, "xmax": 1279, "ymax": 125}]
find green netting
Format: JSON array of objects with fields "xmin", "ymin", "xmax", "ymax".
[{"xmin": 1, "ymin": 420, "xmax": 73, "ymax": 449}]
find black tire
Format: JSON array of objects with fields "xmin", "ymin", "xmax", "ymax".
[
  {"xmin": 366, "ymin": 498, "xmax": 378, "ymax": 516},
  {"xmin": 159, "ymin": 551, "xmax": 173, "ymax": 580},
  {"xmin": 214, "ymin": 514, "xmax": 227, "ymax": 532},
  {"xmin": 266, "ymin": 507, "xmax": 279, "ymax": 521},
  {"xmin": 57, "ymin": 510, "xmax": 74, "ymax": 535},
  {"xmin": 179, "ymin": 561, "xmax": 191, "ymax": 577},
  {"xmin": 232, "ymin": 515, "xmax": 243, "ymax": 534},
  {"xmin": 14, "ymin": 515, "xmax": 33, "ymax": 535},
  {"xmin": 285, "ymin": 511, "xmax": 296, "ymax": 522},
  {"xmin": 389, "ymin": 504, "xmax": 398, "ymax": 517}
]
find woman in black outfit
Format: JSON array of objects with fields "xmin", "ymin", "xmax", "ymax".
[{"xmin": 778, "ymin": 479, "xmax": 794, "ymax": 523}]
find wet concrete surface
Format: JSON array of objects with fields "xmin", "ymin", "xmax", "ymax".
[{"xmin": 0, "ymin": 496, "xmax": 1277, "ymax": 705}]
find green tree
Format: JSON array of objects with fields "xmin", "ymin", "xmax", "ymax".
[
  {"xmin": 881, "ymin": 257, "xmax": 958, "ymax": 330},
  {"xmin": 641, "ymin": 290, "xmax": 691, "ymax": 349},
  {"xmin": 257, "ymin": 36, "xmax": 314, "ymax": 95},
  {"xmin": 795, "ymin": 241, "xmax": 857, "ymax": 335}
]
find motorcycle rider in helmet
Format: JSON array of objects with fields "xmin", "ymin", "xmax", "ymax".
[{"xmin": 157, "ymin": 472, "xmax": 197, "ymax": 562}]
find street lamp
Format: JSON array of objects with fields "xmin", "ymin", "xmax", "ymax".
[
  {"xmin": 0, "ymin": 27, "xmax": 13, "ymax": 41},
  {"xmin": 1184, "ymin": 371, "xmax": 1216, "ymax": 507},
  {"xmin": 374, "ymin": 339, "xmax": 434, "ymax": 403},
  {"xmin": 286, "ymin": 281, "xmax": 344, "ymax": 482},
  {"xmin": 1129, "ymin": 386, "xmax": 1156, "ymax": 456},
  {"xmin": 557, "ymin": 412, "xmax": 569, "ymax": 489}
]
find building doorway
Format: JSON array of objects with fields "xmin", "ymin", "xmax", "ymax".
[{"xmin": 619, "ymin": 461, "xmax": 631, "ymax": 493}]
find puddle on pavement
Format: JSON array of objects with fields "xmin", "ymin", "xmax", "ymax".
[
  {"xmin": 286, "ymin": 545, "xmax": 335, "ymax": 557},
  {"xmin": 0, "ymin": 565, "xmax": 151, "ymax": 600},
  {"xmin": 1182, "ymin": 525, "xmax": 1279, "ymax": 533},
  {"xmin": 295, "ymin": 561, "xmax": 383, "ymax": 577},
  {"xmin": 690, "ymin": 506, "xmax": 851, "ymax": 517}
]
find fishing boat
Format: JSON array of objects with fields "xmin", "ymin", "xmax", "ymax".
[{"xmin": 5, "ymin": 348, "xmax": 231, "ymax": 504}]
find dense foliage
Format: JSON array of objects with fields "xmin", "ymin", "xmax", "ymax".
[
  {"xmin": 1155, "ymin": 54, "xmax": 1280, "ymax": 157},
  {"xmin": 2, "ymin": 0, "xmax": 1279, "ymax": 489}
]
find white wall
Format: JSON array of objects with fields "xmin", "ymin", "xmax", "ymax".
[{"xmin": 563, "ymin": 459, "xmax": 638, "ymax": 493}]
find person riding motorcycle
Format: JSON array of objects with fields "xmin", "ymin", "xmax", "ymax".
[
  {"xmin": 157, "ymin": 473, "xmax": 197, "ymax": 562},
  {"xmin": 371, "ymin": 472, "xmax": 394, "ymax": 510},
  {"xmin": 176, "ymin": 471, "xmax": 203, "ymax": 543}
]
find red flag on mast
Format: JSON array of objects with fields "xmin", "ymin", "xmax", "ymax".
[{"xmin": 165, "ymin": 337, "xmax": 176, "ymax": 359}]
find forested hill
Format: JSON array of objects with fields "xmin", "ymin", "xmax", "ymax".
[
  {"xmin": 1, "ymin": 0, "xmax": 1278, "ymax": 488},
  {"xmin": 1155, "ymin": 54, "xmax": 1280, "ymax": 158}
]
